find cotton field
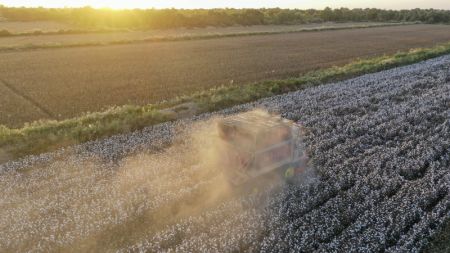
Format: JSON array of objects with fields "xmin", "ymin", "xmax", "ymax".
[{"xmin": 1, "ymin": 55, "xmax": 449, "ymax": 252}]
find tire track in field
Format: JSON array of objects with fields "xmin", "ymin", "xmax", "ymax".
[{"xmin": 0, "ymin": 78, "xmax": 53, "ymax": 118}]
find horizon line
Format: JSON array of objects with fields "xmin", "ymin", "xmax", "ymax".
[{"xmin": 1, "ymin": 4, "xmax": 450, "ymax": 11}]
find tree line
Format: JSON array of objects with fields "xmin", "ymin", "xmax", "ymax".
[{"xmin": 0, "ymin": 6, "xmax": 449, "ymax": 29}]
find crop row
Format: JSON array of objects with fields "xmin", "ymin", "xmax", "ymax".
[{"xmin": 0, "ymin": 54, "xmax": 449, "ymax": 252}]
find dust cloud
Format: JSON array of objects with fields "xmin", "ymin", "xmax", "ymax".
[{"xmin": 0, "ymin": 110, "xmax": 296, "ymax": 252}]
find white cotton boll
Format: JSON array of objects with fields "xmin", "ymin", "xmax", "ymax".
[{"xmin": 1, "ymin": 55, "xmax": 450, "ymax": 252}]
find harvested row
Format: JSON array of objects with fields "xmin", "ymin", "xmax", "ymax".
[{"xmin": 0, "ymin": 55, "xmax": 449, "ymax": 252}]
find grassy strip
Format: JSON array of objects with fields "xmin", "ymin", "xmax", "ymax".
[
  {"xmin": 0, "ymin": 28, "xmax": 130, "ymax": 37},
  {"xmin": 0, "ymin": 22, "xmax": 417, "ymax": 52},
  {"xmin": 1, "ymin": 41, "xmax": 450, "ymax": 162}
]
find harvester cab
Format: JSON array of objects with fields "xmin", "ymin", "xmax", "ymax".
[{"xmin": 215, "ymin": 110, "xmax": 311, "ymax": 186}]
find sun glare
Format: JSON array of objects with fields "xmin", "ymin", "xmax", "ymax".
[
  {"xmin": 0, "ymin": 0, "xmax": 260, "ymax": 9},
  {"xmin": 83, "ymin": 0, "xmax": 272, "ymax": 9},
  {"xmin": 81, "ymin": 1, "xmax": 152, "ymax": 9}
]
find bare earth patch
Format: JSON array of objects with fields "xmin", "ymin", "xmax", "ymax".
[{"xmin": 1, "ymin": 24, "xmax": 450, "ymax": 127}]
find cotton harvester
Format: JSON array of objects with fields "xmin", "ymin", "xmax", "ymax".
[{"xmin": 214, "ymin": 110, "xmax": 311, "ymax": 186}]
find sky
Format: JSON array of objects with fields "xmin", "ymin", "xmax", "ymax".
[{"xmin": 0, "ymin": 0, "xmax": 449, "ymax": 10}]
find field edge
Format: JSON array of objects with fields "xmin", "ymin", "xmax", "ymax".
[{"xmin": 1, "ymin": 41, "xmax": 450, "ymax": 163}]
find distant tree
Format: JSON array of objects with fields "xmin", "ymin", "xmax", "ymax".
[
  {"xmin": 0, "ymin": 7, "xmax": 448, "ymax": 30},
  {"xmin": 237, "ymin": 9, "xmax": 265, "ymax": 25},
  {"xmin": 321, "ymin": 7, "xmax": 333, "ymax": 21}
]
